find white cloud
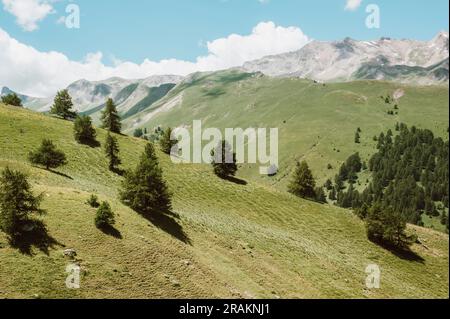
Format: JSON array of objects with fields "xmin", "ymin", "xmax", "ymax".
[
  {"xmin": 345, "ymin": 0, "xmax": 362, "ymax": 11},
  {"xmin": 2, "ymin": 0, "xmax": 54, "ymax": 31},
  {"xmin": 0, "ymin": 21, "xmax": 310, "ymax": 97}
]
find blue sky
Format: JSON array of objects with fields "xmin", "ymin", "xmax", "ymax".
[
  {"xmin": 0, "ymin": 0, "xmax": 448, "ymax": 96},
  {"xmin": 1, "ymin": 0, "xmax": 448, "ymax": 64}
]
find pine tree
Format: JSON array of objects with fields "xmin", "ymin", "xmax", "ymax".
[
  {"xmin": 120, "ymin": 143, "xmax": 172, "ymax": 216},
  {"xmin": 28, "ymin": 139, "xmax": 67, "ymax": 170},
  {"xmin": 159, "ymin": 127, "xmax": 177, "ymax": 155},
  {"xmin": 101, "ymin": 98, "xmax": 121, "ymax": 133},
  {"xmin": 211, "ymin": 140, "xmax": 238, "ymax": 178},
  {"xmin": 288, "ymin": 161, "xmax": 316, "ymax": 200},
  {"xmin": 50, "ymin": 90, "xmax": 77, "ymax": 120},
  {"xmin": 0, "ymin": 168, "xmax": 46, "ymax": 242},
  {"xmin": 355, "ymin": 131, "xmax": 361, "ymax": 144},
  {"xmin": 133, "ymin": 128, "xmax": 143, "ymax": 138},
  {"xmin": 315, "ymin": 187, "xmax": 327, "ymax": 203},
  {"xmin": 104, "ymin": 133, "xmax": 121, "ymax": 172},
  {"xmin": 95, "ymin": 202, "xmax": 115, "ymax": 229},
  {"xmin": 1, "ymin": 93, "xmax": 22, "ymax": 107},
  {"xmin": 73, "ymin": 115, "xmax": 97, "ymax": 145}
]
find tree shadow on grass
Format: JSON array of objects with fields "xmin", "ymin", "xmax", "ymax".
[
  {"xmin": 79, "ymin": 139, "xmax": 101, "ymax": 148},
  {"xmin": 49, "ymin": 169, "xmax": 73, "ymax": 180},
  {"xmin": 371, "ymin": 239, "xmax": 425, "ymax": 263},
  {"xmin": 221, "ymin": 175, "xmax": 248, "ymax": 186},
  {"xmin": 142, "ymin": 210, "xmax": 191, "ymax": 245},
  {"xmin": 33, "ymin": 166, "xmax": 73, "ymax": 180},
  {"xmin": 10, "ymin": 219, "xmax": 64, "ymax": 256},
  {"xmin": 99, "ymin": 224, "xmax": 122, "ymax": 239}
]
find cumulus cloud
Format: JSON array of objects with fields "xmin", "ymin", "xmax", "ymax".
[
  {"xmin": 0, "ymin": 21, "xmax": 310, "ymax": 97},
  {"xmin": 345, "ymin": 0, "xmax": 362, "ymax": 11},
  {"xmin": 2, "ymin": 0, "xmax": 54, "ymax": 31}
]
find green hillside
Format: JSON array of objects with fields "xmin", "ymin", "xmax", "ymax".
[
  {"xmin": 0, "ymin": 103, "xmax": 448, "ymax": 299},
  {"xmin": 123, "ymin": 70, "xmax": 449, "ymax": 190}
]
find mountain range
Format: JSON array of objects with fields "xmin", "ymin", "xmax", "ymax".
[
  {"xmin": 1, "ymin": 75, "xmax": 184, "ymax": 122},
  {"xmin": 2, "ymin": 32, "xmax": 448, "ymax": 118},
  {"xmin": 242, "ymin": 31, "xmax": 449, "ymax": 83}
]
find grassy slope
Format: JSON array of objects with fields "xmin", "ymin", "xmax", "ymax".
[
  {"xmin": 123, "ymin": 70, "xmax": 449, "ymax": 232},
  {"xmin": 0, "ymin": 104, "xmax": 448, "ymax": 299},
  {"xmin": 123, "ymin": 71, "xmax": 449, "ymax": 188}
]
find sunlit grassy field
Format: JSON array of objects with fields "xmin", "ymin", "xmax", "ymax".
[
  {"xmin": 0, "ymin": 103, "xmax": 448, "ymax": 299},
  {"xmin": 124, "ymin": 71, "xmax": 449, "ymax": 187},
  {"xmin": 123, "ymin": 71, "xmax": 449, "ymax": 231}
]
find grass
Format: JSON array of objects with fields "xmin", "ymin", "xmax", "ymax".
[
  {"xmin": 0, "ymin": 103, "xmax": 448, "ymax": 299},
  {"xmin": 123, "ymin": 70, "xmax": 449, "ymax": 191}
]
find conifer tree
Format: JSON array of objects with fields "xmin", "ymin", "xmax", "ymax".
[
  {"xmin": 159, "ymin": 127, "xmax": 177, "ymax": 155},
  {"xmin": 50, "ymin": 90, "xmax": 77, "ymax": 120},
  {"xmin": 74, "ymin": 115, "xmax": 97, "ymax": 145},
  {"xmin": 366, "ymin": 204, "xmax": 414, "ymax": 248},
  {"xmin": 288, "ymin": 161, "xmax": 316, "ymax": 200},
  {"xmin": 28, "ymin": 139, "xmax": 67, "ymax": 170},
  {"xmin": 133, "ymin": 128, "xmax": 143, "ymax": 138},
  {"xmin": 0, "ymin": 168, "xmax": 46, "ymax": 242},
  {"xmin": 120, "ymin": 143, "xmax": 172, "ymax": 216},
  {"xmin": 211, "ymin": 140, "xmax": 238, "ymax": 178},
  {"xmin": 355, "ymin": 131, "xmax": 361, "ymax": 144},
  {"xmin": 104, "ymin": 133, "xmax": 121, "ymax": 172},
  {"xmin": 101, "ymin": 98, "xmax": 121, "ymax": 133}
]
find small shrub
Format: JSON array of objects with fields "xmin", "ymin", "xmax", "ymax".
[
  {"xmin": 87, "ymin": 194, "xmax": 100, "ymax": 208},
  {"xmin": 95, "ymin": 202, "xmax": 115, "ymax": 229}
]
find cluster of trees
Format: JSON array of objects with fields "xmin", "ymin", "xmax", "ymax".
[
  {"xmin": 380, "ymin": 94, "xmax": 399, "ymax": 116},
  {"xmin": 1, "ymin": 89, "xmax": 176, "ymax": 242},
  {"xmin": 335, "ymin": 152, "xmax": 364, "ymax": 190},
  {"xmin": 27, "ymin": 91, "xmax": 124, "ymax": 174},
  {"xmin": 332, "ymin": 124, "xmax": 449, "ymax": 245},
  {"xmin": 288, "ymin": 123, "xmax": 448, "ymax": 248},
  {"xmin": 1, "ymin": 93, "xmax": 22, "ymax": 107}
]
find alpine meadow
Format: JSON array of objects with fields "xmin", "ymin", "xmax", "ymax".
[{"xmin": 0, "ymin": 0, "xmax": 449, "ymax": 302}]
